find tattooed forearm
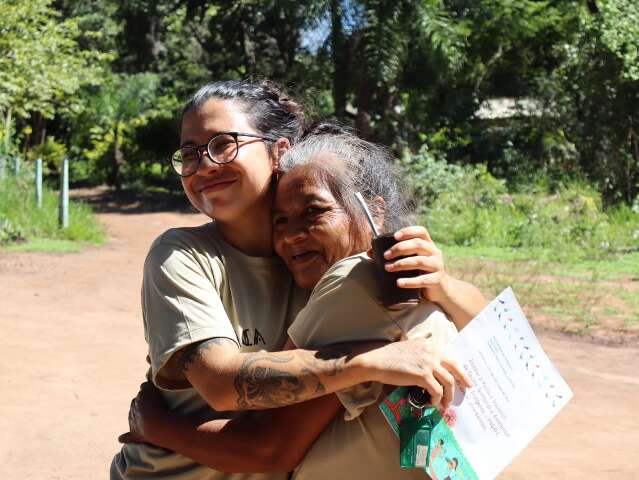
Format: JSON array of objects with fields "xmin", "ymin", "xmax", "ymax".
[
  {"xmin": 234, "ymin": 353, "xmax": 306, "ymax": 409},
  {"xmin": 233, "ymin": 345, "xmax": 354, "ymax": 409},
  {"xmin": 181, "ymin": 337, "xmax": 237, "ymax": 375}
]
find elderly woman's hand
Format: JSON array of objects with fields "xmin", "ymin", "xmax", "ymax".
[
  {"xmin": 380, "ymin": 226, "xmax": 451, "ymax": 304},
  {"xmin": 365, "ymin": 338, "xmax": 472, "ymax": 410},
  {"xmin": 118, "ymin": 381, "xmax": 168, "ymax": 445}
]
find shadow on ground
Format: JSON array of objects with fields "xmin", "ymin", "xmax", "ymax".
[{"xmin": 71, "ymin": 185, "xmax": 197, "ymax": 214}]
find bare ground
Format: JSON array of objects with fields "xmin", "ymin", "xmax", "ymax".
[{"xmin": 0, "ymin": 190, "xmax": 638, "ymax": 479}]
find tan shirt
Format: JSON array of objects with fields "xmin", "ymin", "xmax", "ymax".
[
  {"xmin": 288, "ymin": 253, "xmax": 457, "ymax": 480},
  {"xmin": 111, "ymin": 222, "xmax": 307, "ymax": 480}
]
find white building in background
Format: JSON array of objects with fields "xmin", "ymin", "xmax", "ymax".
[{"xmin": 475, "ymin": 97, "xmax": 543, "ymax": 120}]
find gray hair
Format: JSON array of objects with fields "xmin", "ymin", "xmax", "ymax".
[{"xmin": 278, "ymin": 133, "xmax": 414, "ymax": 243}]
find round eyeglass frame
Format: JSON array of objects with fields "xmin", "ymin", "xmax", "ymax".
[{"xmin": 170, "ymin": 131, "xmax": 278, "ymax": 177}]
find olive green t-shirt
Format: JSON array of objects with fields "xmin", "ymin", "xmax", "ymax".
[
  {"xmin": 111, "ymin": 222, "xmax": 307, "ymax": 480},
  {"xmin": 288, "ymin": 253, "xmax": 457, "ymax": 480}
]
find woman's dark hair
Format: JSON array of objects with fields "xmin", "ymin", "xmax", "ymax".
[
  {"xmin": 181, "ymin": 79, "xmax": 305, "ymax": 144},
  {"xmin": 302, "ymin": 120, "xmax": 355, "ymax": 138}
]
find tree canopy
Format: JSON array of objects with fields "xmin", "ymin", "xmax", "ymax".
[{"xmin": 1, "ymin": 0, "xmax": 637, "ymax": 203}]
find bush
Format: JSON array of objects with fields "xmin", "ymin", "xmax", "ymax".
[
  {"xmin": 27, "ymin": 136, "xmax": 68, "ymax": 171},
  {"xmin": 0, "ymin": 164, "xmax": 104, "ymax": 245},
  {"xmin": 401, "ymin": 146, "xmax": 639, "ymax": 259}
]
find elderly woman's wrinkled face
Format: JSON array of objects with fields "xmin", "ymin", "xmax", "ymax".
[{"xmin": 273, "ymin": 165, "xmax": 356, "ymax": 290}]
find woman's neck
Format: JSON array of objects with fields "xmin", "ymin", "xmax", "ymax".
[{"xmin": 216, "ymin": 203, "xmax": 274, "ymax": 257}]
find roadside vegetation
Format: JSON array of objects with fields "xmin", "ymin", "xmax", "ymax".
[
  {"xmin": 402, "ymin": 151, "xmax": 639, "ymax": 340},
  {"xmin": 0, "ymin": 168, "xmax": 104, "ymax": 249}
]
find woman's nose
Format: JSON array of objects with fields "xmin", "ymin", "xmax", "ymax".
[
  {"xmin": 282, "ymin": 221, "xmax": 308, "ymax": 244},
  {"xmin": 196, "ymin": 150, "xmax": 221, "ymax": 175}
]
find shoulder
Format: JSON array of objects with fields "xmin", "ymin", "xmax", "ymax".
[
  {"xmin": 144, "ymin": 223, "xmax": 225, "ymax": 284},
  {"xmin": 149, "ymin": 223, "xmax": 220, "ymax": 253},
  {"xmin": 312, "ymin": 252, "xmax": 380, "ymax": 300},
  {"xmin": 288, "ymin": 253, "xmax": 391, "ymax": 346}
]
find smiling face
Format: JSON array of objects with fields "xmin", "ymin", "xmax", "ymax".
[
  {"xmin": 180, "ymin": 99, "xmax": 277, "ymax": 223},
  {"xmin": 272, "ymin": 164, "xmax": 361, "ymax": 290}
]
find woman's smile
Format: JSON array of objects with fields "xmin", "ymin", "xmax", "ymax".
[
  {"xmin": 273, "ymin": 164, "xmax": 356, "ymax": 290},
  {"xmin": 196, "ymin": 177, "xmax": 238, "ymax": 194}
]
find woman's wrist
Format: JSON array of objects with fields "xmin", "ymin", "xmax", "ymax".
[
  {"xmin": 424, "ymin": 271, "xmax": 452, "ymax": 305},
  {"xmin": 353, "ymin": 346, "xmax": 384, "ymax": 384}
]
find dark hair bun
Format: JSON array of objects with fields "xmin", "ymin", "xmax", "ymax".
[
  {"xmin": 258, "ymin": 79, "xmax": 305, "ymax": 123},
  {"xmin": 302, "ymin": 121, "xmax": 355, "ymax": 138}
]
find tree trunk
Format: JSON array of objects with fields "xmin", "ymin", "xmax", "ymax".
[
  {"xmin": 355, "ymin": 77, "xmax": 373, "ymax": 139},
  {"xmin": 331, "ymin": 0, "xmax": 348, "ymax": 117},
  {"xmin": 111, "ymin": 122, "xmax": 124, "ymax": 191}
]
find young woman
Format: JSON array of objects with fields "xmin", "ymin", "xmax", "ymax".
[{"xmin": 111, "ymin": 80, "xmax": 486, "ymax": 479}]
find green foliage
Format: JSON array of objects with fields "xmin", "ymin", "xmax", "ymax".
[
  {"xmin": 27, "ymin": 137, "xmax": 67, "ymax": 170},
  {"xmin": 0, "ymin": 0, "xmax": 108, "ymax": 119},
  {"xmin": 402, "ymin": 149, "xmax": 639, "ymax": 259},
  {"xmin": 0, "ymin": 167, "xmax": 104, "ymax": 245},
  {"xmin": 69, "ymin": 72, "xmax": 163, "ymax": 186},
  {"xmin": 598, "ymin": 0, "xmax": 639, "ymax": 81},
  {"xmin": 1, "ymin": 0, "xmax": 638, "ymax": 204}
]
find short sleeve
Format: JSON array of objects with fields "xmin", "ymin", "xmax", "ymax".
[
  {"xmin": 142, "ymin": 238, "xmax": 237, "ymax": 389},
  {"xmin": 395, "ymin": 302, "xmax": 458, "ymax": 344}
]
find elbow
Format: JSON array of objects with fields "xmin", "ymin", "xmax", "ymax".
[{"xmin": 191, "ymin": 373, "xmax": 241, "ymax": 412}]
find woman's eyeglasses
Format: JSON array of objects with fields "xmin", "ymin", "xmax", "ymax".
[{"xmin": 171, "ymin": 132, "xmax": 278, "ymax": 177}]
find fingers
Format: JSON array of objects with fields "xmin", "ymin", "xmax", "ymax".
[
  {"xmin": 394, "ymin": 225, "xmax": 433, "ymax": 243},
  {"xmin": 441, "ymin": 357, "xmax": 473, "ymax": 389},
  {"xmin": 397, "ymin": 272, "xmax": 442, "ymax": 289},
  {"xmin": 433, "ymin": 367, "xmax": 456, "ymax": 410},
  {"xmin": 384, "ymin": 237, "xmax": 438, "ymax": 260},
  {"xmin": 421, "ymin": 375, "xmax": 443, "ymax": 407},
  {"xmin": 387, "ymin": 254, "xmax": 442, "ymax": 273}
]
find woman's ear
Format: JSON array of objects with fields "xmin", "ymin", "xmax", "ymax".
[
  {"xmin": 370, "ymin": 196, "xmax": 386, "ymax": 233},
  {"xmin": 271, "ymin": 138, "xmax": 291, "ymax": 169}
]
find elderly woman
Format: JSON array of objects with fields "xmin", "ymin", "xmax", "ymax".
[{"xmin": 122, "ymin": 132, "xmax": 485, "ymax": 479}]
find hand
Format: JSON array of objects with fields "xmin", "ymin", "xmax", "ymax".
[
  {"xmin": 378, "ymin": 226, "xmax": 450, "ymax": 303},
  {"xmin": 363, "ymin": 338, "xmax": 472, "ymax": 410},
  {"xmin": 118, "ymin": 381, "xmax": 168, "ymax": 445}
]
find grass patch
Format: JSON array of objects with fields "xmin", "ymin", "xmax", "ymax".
[
  {"xmin": 443, "ymin": 245, "xmax": 639, "ymax": 281},
  {"xmin": 445, "ymin": 245, "xmax": 639, "ymax": 340},
  {"xmin": 4, "ymin": 238, "xmax": 86, "ymax": 253},
  {"xmin": 1, "ymin": 169, "xmax": 105, "ymax": 249}
]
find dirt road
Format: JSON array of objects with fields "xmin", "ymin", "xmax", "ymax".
[{"xmin": 1, "ymin": 204, "xmax": 637, "ymax": 479}]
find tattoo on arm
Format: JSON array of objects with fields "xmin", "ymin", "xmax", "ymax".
[
  {"xmin": 180, "ymin": 337, "xmax": 237, "ymax": 376},
  {"xmin": 234, "ymin": 353, "xmax": 306, "ymax": 409},
  {"xmin": 233, "ymin": 344, "xmax": 353, "ymax": 409}
]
